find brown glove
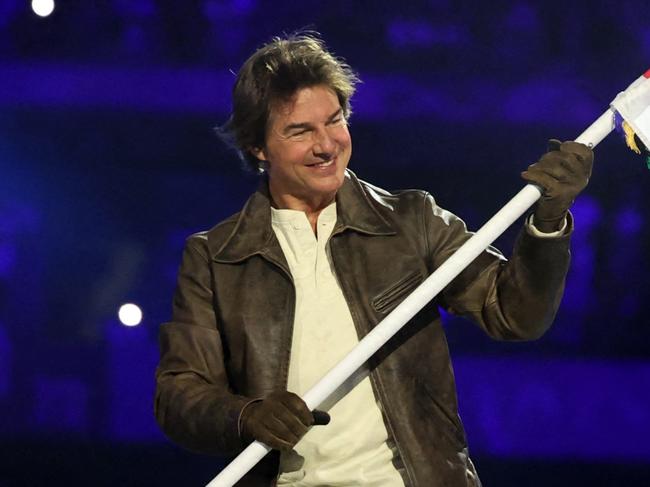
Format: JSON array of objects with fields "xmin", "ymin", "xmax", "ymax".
[
  {"xmin": 239, "ymin": 391, "xmax": 330, "ymax": 451},
  {"xmin": 521, "ymin": 139, "xmax": 594, "ymax": 233}
]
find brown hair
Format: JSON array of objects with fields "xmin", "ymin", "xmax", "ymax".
[{"xmin": 218, "ymin": 32, "xmax": 359, "ymax": 172}]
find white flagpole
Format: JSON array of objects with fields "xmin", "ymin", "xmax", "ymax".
[{"xmin": 206, "ymin": 107, "xmax": 615, "ymax": 487}]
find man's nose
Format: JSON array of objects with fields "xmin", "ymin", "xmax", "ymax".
[{"xmin": 312, "ymin": 128, "xmax": 335, "ymax": 156}]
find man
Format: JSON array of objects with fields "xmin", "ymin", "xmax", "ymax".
[{"xmin": 155, "ymin": 34, "xmax": 592, "ymax": 486}]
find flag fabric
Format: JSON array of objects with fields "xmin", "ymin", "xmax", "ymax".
[{"xmin": 611, "ymin": 69, "xmax": 650, "ymax": 160}]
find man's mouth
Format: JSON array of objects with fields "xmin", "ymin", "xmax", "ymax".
[{"xmin": 306, "ymin": 159, "xmax": 335, "ymax": 168}]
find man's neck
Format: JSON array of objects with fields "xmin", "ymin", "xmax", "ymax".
[{"xmin": 269, "ymin": 189, "xmax": 336, "ymax": 234}]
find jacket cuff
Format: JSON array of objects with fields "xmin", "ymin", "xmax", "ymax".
[
  {"xmin": 526, "ymin": 214, "xmax": 568, "ymax": 237},
  {"xmin": 524, "ymin": 210, "xmax": 574, "ymax": 240},
  {"xmin": 516, "ymin": 210, "xmax": 573, "ymax": 277}
]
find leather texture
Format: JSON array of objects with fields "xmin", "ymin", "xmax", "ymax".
[{"xmin": 155, "ymin": 170, "xmax": 572, "ymax": 486}]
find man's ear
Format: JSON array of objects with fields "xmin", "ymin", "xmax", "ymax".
[{"xmin": 250, "ymin": 147, "xmax": 266, "ymax": 162}]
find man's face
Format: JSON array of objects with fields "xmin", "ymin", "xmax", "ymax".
[{"xmin": 253, "ymin": 84, "xmax": 352, "ymax": 209}]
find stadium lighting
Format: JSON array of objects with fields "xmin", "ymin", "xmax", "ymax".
[
  {"xmin": 32, "ymin": 0, "xmax": 55, "ymax": 18},
  {"xmin": 118, "ymin": 303, "xmax": 143, "ymax": 327}
]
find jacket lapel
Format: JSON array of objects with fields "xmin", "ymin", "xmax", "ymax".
[
  {"xmin": 212, "ymin": 181, "xmax": 290, "ymax": 274},
  {"xmin": 213, "ymin": 170, "xmax": 396, "ymax": 271},
  {"xmin": 334, "ymin": 171, "xmax": 396, "ymax": 237}
]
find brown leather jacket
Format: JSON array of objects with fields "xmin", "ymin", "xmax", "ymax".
[{"xmin": 155, "ymin": 170, "xmax": 571, "ymax": 486}]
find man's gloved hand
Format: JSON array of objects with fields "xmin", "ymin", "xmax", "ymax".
[
  {"xmin": 239, "ymin": 391, "xmax": 330, "ymax": 451},
  {"xmin": 521, "ymin": 139, "xmax": 594, "ymax": 233}
]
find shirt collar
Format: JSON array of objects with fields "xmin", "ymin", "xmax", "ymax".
[{"xmin": 212, "ymin": 169, "xmax": 395, "ymax": 263}]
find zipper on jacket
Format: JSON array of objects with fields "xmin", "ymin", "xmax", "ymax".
[{"xmin": 326, "ymin": 234, "xmax": 417, "ymax": 487}]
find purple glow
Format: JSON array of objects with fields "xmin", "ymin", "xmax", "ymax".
[
  {"xmin": 455, "ymin": 357, "xmax": 650, "ymax": 461},
  {"xmin": 0, "ymin": 200, "xmax": 41, "ymax": 234},
  {"xmin": 204, "ymin": 0, "xmax": 256, "ymax": 18},
  {"xmin": 0, "ymin": 200, "xmax": 41, "ymax": 277},
  {"xmin": 387, "ymin": 20, "xmax": 466, "ymax": 48},
  {"xmin": 107, "ymin": 321, "xmax": 163, "ymax": 440},
  {"xmin": 0, "ymin": 0, "xmax": 20, "ymax": 28},
  {"xmin": 122, "ymin": 24, "xmax": 148, "ymax": 53},
  {"xmin": 571, "ymin": 195, "xmax": 602, "ymax": 228},
  {"xmin": 642, "ymin": 29, "xmax": 650, "ymax": 58},
  {"xmin": 232, "ymin": 0, "xmax": 255, "ymax": 14},
  {"xmin": 0, "ymin": 63, "xmax": 233, "ymax": 113},
  {"xmin": 33, "ymin": 375, "xmax": 89, "ymax": 433},
  {"xmin": 550, "ymin": 196, "xmax": 601, "ymax": 344},
  {"xmin": 0, "ymin": 324, "xmax": 10, "ymax": 397},
  {"xmin": 0, "ymin": 242, "xmax": 17, "ymax": 278},
  {"xmin": 503, "ymin": 78, "xmax": 598, "ymax": 126},
  {"xmin": 0, "ymin": 63, "xmax": 605, "ymax": 126},
  {"xmin": 114, "ymin": 0, "xmax": 156, "ymax": 17},
  {"xmin": 504, "ymin": 3, "xmax": 541, "ymax": 32},
  {"xmin": 615, "ymin": 207, "xmax": 643, "ymax": 235}
]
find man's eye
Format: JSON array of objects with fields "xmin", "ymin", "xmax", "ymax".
[{"xmin": 290, "ymin": 130, "xmax": 308, "ymax": 137}]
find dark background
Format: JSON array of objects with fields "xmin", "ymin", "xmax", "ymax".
[{"xmin": 1, "ymin": 1, "xmax": 649, "ymax": 485}]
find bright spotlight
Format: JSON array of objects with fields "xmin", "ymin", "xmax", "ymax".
[
  {"xmin": 32, "ymin": 0, "xmax": 55, "ymax": 18},
  {"xmin": 118, "ymin": 303, "xmax": 143, "ymax": 327}
]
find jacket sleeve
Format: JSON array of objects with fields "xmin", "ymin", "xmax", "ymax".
[
  {"xmin": 154, "ymin": 237, "xmax": 251, "ymax": 456},
  {"xmin": 422, "ymin": 192, "xmax": 572, "ymax": 340}
]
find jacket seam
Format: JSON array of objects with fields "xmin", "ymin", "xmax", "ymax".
[
  {"xmin": 328, "ymin": 237, "xmax": 417, "ymax": 487},
  {"xmin": 368, "ymin": 370, "xmax": 416, "ymax": 487},
  {"xmin": 421, "ymin": 192, "xmax": 433, "ymax": 271}
]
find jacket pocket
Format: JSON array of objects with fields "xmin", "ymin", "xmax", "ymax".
[{"xmin": 371, "ymin": 271, "xmax": 423, "ymax": 314}]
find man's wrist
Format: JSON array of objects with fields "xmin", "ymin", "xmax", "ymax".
[
  {"xmin": 533, "ymin": 218, "xmax": 564, "ymax": 233},
  {"xmin": 527, "ymin": 213, "xmax": 568, "ymax": 237},
  {"xmin": 237, "ymin": 398, "xmax": 263, "ymax": 439}
]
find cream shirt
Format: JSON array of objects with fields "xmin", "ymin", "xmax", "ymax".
[{"xmin": 271, "ymin": 202, "xmax": 405, "ymax": 487}]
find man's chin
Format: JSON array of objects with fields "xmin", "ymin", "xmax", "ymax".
[{"xmin": 307, "ymin": 175, "xmax": 344, "ymax": 195}]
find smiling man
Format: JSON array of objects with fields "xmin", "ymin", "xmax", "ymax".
[
  {"xmin": 252, "ymin": 84, "xmax": 352, "ymax": 228},
  {"xmin": 155, "ymin": 34, "xmax": 593, "ymax": 486}
]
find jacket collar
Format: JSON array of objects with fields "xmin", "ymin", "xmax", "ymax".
[{"xmin": 213, "ymin": 169, "xmax": 395, "ymax": 264}]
